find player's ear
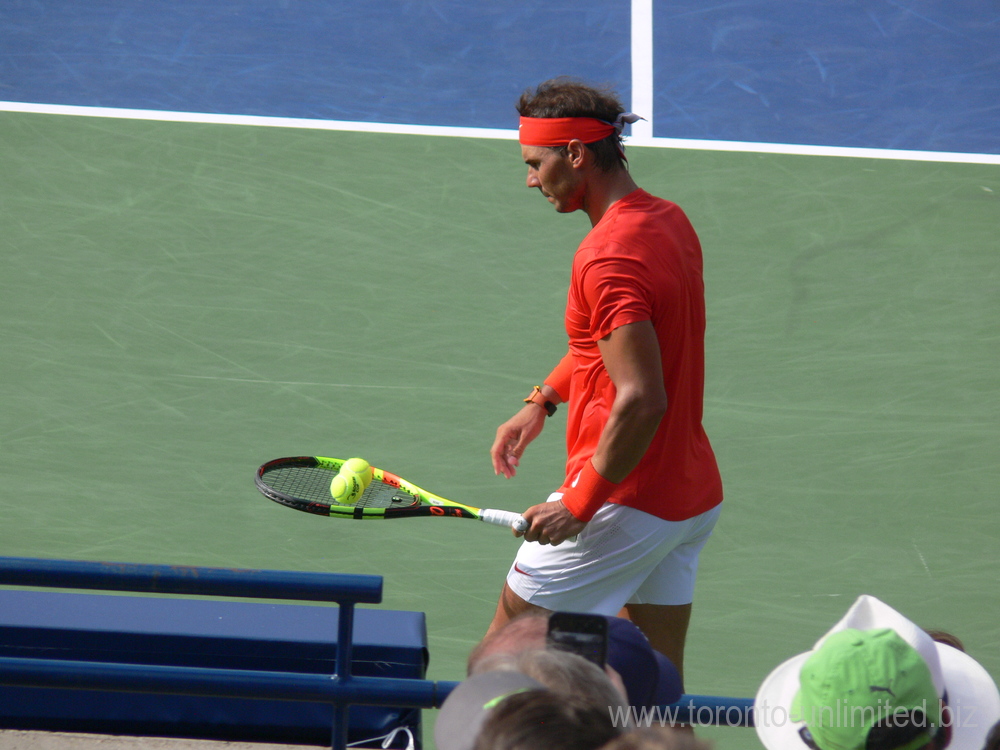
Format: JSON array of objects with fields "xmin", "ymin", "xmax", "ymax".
[{"xmin": 565, "ymin": 139, "xmax": 588, "ymax": 168}]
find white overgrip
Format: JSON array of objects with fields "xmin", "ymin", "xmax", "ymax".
[{"xmin": 479, "ymin": 508, "xmax": 529, "ymax": 533}]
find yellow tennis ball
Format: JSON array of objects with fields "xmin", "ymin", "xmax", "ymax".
[
  {"xmin": 329, "ymin": 470, "xmax": 365, "ymax": 505},
  {"xmin": 342, "ymin": 458, "xmax": 373, "ymax": 487}
]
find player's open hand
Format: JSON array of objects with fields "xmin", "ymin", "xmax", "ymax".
[{"xmin": 491, "ymin": 404, "xmax": 547, "ymax": 479}]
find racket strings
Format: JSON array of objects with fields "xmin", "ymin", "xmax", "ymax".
[
  {"xmin": 261, "ymin": 466, "xmax": 418, "ymax": 509},
  {"xmin": 263, "ymin": 466, "xmax": 333, "ymax": 503},
  {"xmin": 356, "ymin": 479, "xmax": 419, "ymax": 509}
]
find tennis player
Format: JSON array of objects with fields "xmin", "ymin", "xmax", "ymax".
[{"xmin": 486, "ymin": 79, "xmax": 724, "ymax": 681}]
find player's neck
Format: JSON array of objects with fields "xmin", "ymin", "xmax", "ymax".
[{"xmin": 583, "ymin": 169, "xmax": 640, "ymax": 226}]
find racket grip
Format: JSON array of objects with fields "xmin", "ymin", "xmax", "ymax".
[{"xmin": 480, "ymin": 509, "xmax": 530, "ymax": 533}]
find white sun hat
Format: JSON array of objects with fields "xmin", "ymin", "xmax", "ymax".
[{"xmin": 755, "ymin": 595, "xmax": 1000, "ymax": 750}]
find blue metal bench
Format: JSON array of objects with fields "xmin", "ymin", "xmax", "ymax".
[{"xmin": 0, "ymin": 556, "xmax": 754, "ymax": 749}]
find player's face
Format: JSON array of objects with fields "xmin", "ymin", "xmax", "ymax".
[{"xmin": 521, "ymin": 145, "xmax": 584, "ymax": 213}]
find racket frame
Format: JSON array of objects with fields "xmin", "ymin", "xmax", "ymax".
[{"xmin": 256, "ymin": 456, "xmax": 526, "ymax": 531}]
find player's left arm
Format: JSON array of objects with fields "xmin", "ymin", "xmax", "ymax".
[{"xmin": 519, "ymin": 320, "xmax": 666, "ymax": 545}]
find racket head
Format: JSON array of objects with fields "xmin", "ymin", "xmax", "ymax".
[{"xmin": 254, "ymin": 456, "xmax": 480, "ymax": 520}]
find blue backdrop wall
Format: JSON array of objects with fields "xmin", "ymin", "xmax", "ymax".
[{"xmin": 1, "ymin": 1, "xmax": 997, "ymax": 154}]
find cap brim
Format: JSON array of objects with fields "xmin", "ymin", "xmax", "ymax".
[
  {"xmin": 606, "ymin": 616, "xmax": 683, "ymax": 707},
  {"xmin": 755, "ymin": 651, "xmax": 812, "ymax": 750},
  {"xmin": 651, "ymin": 650, "xmax": 684, "ymax": 706},
  {"xmin": 435, "ymin": 671, "xmax": 544, "ymax": 750},
  {"xmin": 937, "ymin": 643, "xmax": 1000, "ymax": 750}
]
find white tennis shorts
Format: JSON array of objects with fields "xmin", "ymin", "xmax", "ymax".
[{"xmin": 505, "ymin": 494, "xmax": 722, "ymax": 613}]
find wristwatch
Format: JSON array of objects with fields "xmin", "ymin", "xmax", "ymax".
[{"xmin": 524, "ymin": 385, "xmax": 557, "ymax": 417}]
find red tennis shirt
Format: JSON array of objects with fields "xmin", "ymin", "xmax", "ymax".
[{"xmin": 546, "ymin": 189, "xmax": 723, "ymax": 522}]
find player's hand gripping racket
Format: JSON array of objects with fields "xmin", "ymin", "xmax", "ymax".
[{"xmin": 256, "ymin": 456, "xmax": 529, "ymax": 532}]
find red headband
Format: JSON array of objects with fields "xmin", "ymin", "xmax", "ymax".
[{"xmin": 518, "ymin": 116, "xmax": 616, "ymax": 147}]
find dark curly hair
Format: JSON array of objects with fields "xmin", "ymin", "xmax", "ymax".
[{"xmin": 517, "ymin": 78, "xmax": 628, "ymax": 172}]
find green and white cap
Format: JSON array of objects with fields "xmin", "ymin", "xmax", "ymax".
[
  {"xmin": 755, "ymin": 595, "xmax": 1000, "ymax": 750},
  {"xmin": 791, "ymin": 628, "xmax": 940, "ymax": 750}
]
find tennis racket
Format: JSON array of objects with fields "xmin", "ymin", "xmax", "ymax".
[{"xmin": 256, "ymin": 456, "xmax": 529, "ymax": 532}]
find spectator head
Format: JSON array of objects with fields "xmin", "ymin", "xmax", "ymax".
[
  {"xmin": 469, "ymin": 611, "xmax": 682, "ymax": 707},
  {"xmin": 755, "ymin": 596, "xmax": 1000, "ymax": 750},
  {"xmin": 472, "ymin": 688, "xmax": 621, "ymax": 750},
  {"xmin": 471, "ymin": 647, "xmax": 627, "ymax": 714},
  {"xmin": 436, "ymin": 671, "xmax": 544, "ymax": 750}
]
